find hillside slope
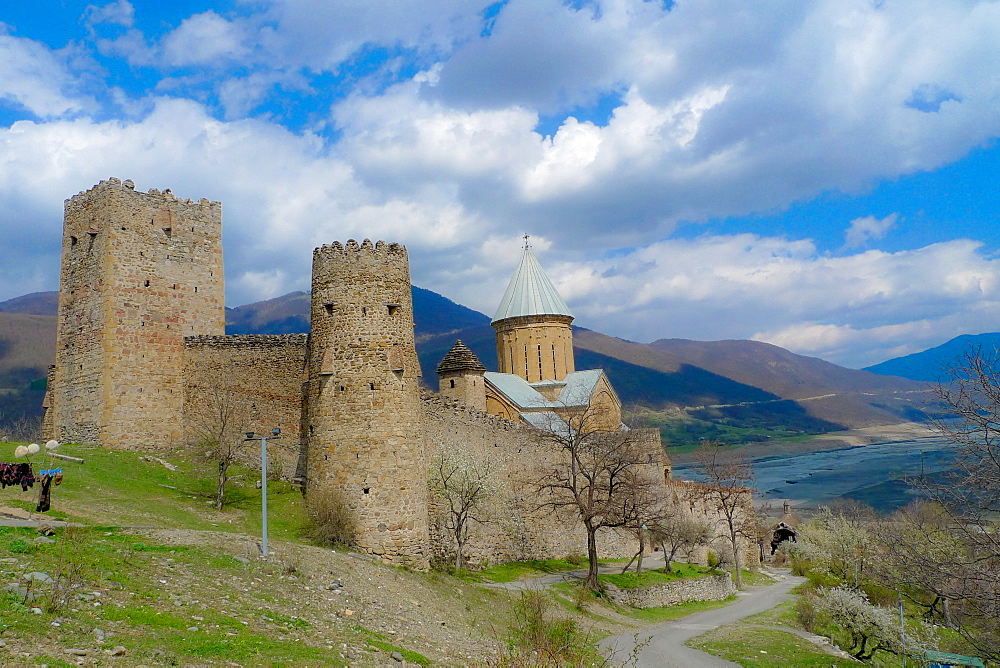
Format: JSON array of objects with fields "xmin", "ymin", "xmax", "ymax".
[
  {"xmin": 0, "ymin": 287, "xmax": 933, "ymax": 437},
  {"xmin": 864, "ymin": 332, "xmax": 1000, "ymax": 382}
]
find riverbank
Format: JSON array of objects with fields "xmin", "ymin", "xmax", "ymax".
[{"xmin": 666, "ymin": 421, "xmax": 937, "ymax": 466}]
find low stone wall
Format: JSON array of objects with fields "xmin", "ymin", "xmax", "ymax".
[{"xmin": 604, "ymin": 571, "xmax": 735, "ymax": 609}]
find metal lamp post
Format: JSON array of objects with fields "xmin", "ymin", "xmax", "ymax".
[{"xmin": 245, "ymin": 428, "xmax": 281, "ymax": 556}]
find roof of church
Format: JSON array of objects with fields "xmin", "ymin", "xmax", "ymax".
[
  {"xmin": 436, "ymin": 340, "xmax": 486, "ymax": 374},
  {"xmin": 483, "ymin": 369, "xmax": 603, "ymax": 410},
  {"xmin": 492, "ymin": 245, "xmax": 574, "ymax": 323}
]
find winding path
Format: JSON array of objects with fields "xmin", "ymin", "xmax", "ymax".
[{"xmin": 600, "ymin": 572, "xmax": 807, "ymax": 668}]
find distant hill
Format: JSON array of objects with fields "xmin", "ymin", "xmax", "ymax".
[
  {"xmin": 572, "ymin": 331, "xmax": 929, "ymax": 429},
  {"xmin": 0, "ymin": 291, "xmax": 59, "ymax": 316},
  {"xmin": 0, "ymin": 286, "xmax": 934, "ymax": 441},
  {"xmin": 226, "ymin": 291, "xmax": 311, "ymax": 335},
  {"xmin": 864, "ymin": 333, "xmax": 1000, "ymax": 382},
  {"xmin": 0, "ymin": 311, "xmax": 56, "ymax": 424}
]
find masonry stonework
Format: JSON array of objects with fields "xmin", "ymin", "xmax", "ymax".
[
  {"xmin": 304, "ymin": 240, "xmax": 430, "ymax": 568},
  {"xmin": 48, "ymin": 178, "xmax": 224, "ymax": 448},
  {"xmin": 45, "ymin": 179, "xmax": 752, "ymax": 576},
  {"xmin": 183, "ymin": 334, "xmax": 307, "ymax": 475}
]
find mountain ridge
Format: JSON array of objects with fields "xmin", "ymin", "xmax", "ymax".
[{"xmin": 0, "ymin": 289, "xmax": 932, "ymax": 441}]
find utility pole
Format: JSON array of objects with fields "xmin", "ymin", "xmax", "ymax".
[{"xmin": 245, "ymin": 429, "xmax": 281, "ymax": 557}]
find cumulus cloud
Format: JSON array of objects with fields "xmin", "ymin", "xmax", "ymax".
[
  {"xmin": 844, "ymin": 213, "xmax": 899, "ymax": 249},
  {"xmin": 82, "ymin": 0, "xmax": 135, "ymax": 29},
  {"xmin": 2, "ymin": 0, "xmax": 1000, "ymax": 372},
  {"xmin": 0, "ymin": 33, "xmax": 96, "ymax": 118},
  {"xmin": 161, "ymin": 11, "xmax": 251, "ymax": 67}
]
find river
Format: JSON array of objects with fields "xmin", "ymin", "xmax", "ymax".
[{"xmin": 670, "ymin": 436, "xmax": 958, "ymax": 514}]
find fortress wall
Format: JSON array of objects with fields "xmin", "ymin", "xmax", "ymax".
[
  {"xmin": 182, "ymin": 334, "xmax": 307, "ymax": 475},
  {"xmin": 421, "ymin": 392, "xmax": 664, "ymax": 566}
]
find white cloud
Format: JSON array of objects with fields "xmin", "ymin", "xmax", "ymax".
[
  {"xmin": 845, "ymin": 213, "xmax": 899, "ymax": 249},
  {"xmin": 2, "ymin": 0, "xmax": 1000, "ymax": 373},
  {"xmin": 161, "ymin": 11, "xmax": 250, "ymax": 67},
  {"xmin": 82, "ymin": 1, "xmax": 135, "ymax": 29},
  {"xmin": 0, "ymin": 34, "xmax": 95, "ymax": 118}
]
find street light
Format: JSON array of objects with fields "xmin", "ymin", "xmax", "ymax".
[{"xmin": 245, "ymin": 428, "xmax": 281, "ymax": 557}]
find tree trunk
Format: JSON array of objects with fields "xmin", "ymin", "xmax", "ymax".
[
  {"xmin": 455, "ymin": 517, "xmax": 465, "ymax": 571},
  {"xmin": 635, "ymin": 528, "xmax": 645, "ymax": 574},
  {"xmin": 585, "ymin": 522, "xmax": 600, "ymax": 590},
  {"xmin": 216, "ymin": 460, "xmax": 228, "ymax": 510},
  {"xmin": 731, "ymin": 534, "xmax": 743, "ymax": 589}
]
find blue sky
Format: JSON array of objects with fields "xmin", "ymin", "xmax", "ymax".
[{"xmin": 2, "ymin": 0, "xmax": 999, "ymax": 369}]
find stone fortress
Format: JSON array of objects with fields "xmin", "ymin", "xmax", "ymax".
[{"xmin": 42, "ymin": 178, "xmax": 756, "ymax": 570}]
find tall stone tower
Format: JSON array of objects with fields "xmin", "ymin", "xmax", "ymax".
[
  {"xmin": 436, "ymin": 340, "xmax": 487, "ymax": 411},
  {"xmin": 492, "ymin": 242, "xmax": 575, "ymax": 383},
  {"xmin": 304, "ymin": 239, "xmax": 429, "ymax": 568},
  {"xmin": 49, "ymin": 178, "xmax": 224, "ymax": 447}
]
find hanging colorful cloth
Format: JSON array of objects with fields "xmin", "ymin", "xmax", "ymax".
[{"xmin": 35, "ymin": 471, "xmax": 53, "ymax": 512}]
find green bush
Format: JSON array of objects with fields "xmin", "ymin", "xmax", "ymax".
[
  {"xmin": 707, "ymin": 551, "xmax": 720, "ymax": 568},
  {"xmin": 796, "ymin": 593, "xmax": 818, "ymax": 632}
]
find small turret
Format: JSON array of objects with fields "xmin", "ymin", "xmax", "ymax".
[{"xmin": 436, "ymin": 340, "xmax": 487, "ymax": 411}]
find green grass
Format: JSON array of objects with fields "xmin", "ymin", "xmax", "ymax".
[
  {"xmin": 0, "ymin": 524, "xmax": 350, "ymax": 665},
  {"xmin": 352, "ymin": 626, "xmax": 431, "ymax": 665},
  {"xmin": 600, "ymin": 562, "xmax": 717, "ymax": 588},
  {"xmin": 468, "ymin": 558, "xmax": 584, "ymax": 583},
  {"xmin": 688, "ymin": 626, "xmax": 859, "ymax": 667},
  {"xmin": 2, "ymin": 444, "xmax": 310, "ymax": 539},
  {"xmin": 624, "ymin": 596, "xmax": 737, "ymax": 622}
]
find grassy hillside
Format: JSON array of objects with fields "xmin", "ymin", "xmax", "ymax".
[{"xmin": 0, "ymin": 443, "xmax": 686, "ymax": 666}]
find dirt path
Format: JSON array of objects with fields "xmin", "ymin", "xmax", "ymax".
[{"xmin": 600, "ymin": 572, "xmax": 807, "ymax": 667}]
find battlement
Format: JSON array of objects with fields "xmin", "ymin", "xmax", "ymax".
[
  {"xmin": 314, "ymin": 239, "xmax": 408, "ymax": 261},
  {"xmin": 69, "ymin": 176, "xmax": 219, "ymax": 203}
]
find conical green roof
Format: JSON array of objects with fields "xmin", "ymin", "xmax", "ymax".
[{"xmin": 492, "ymin": 246, "xmax": 574, "ymax": 323}]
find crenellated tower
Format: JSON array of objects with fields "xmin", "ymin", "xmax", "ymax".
[
  {"xmin": 304, "ymin": 239, "xmax": 429, "ymax": 568},
  {"xmin": 492, "ymin": 242, "xmax": 575, "ymax": 383},
  {"xmin": 47, "ymin": 178, "xmax": 224, "ymax": 447}
]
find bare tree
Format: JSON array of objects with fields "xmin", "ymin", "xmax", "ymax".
[
  {"xmin": 536, "ymin": 406, "xmax": 660, "ymax": 590},
  {"xmin": 187, "ymin": 382, "xmax": 256, "ymax": 510},
  {"xmin": 862, "ymin": 344, "xmax": 1000, "ymax": 660},
  {"xmin": 649, "ymin": 514, "xmax": 712, "ymax": 573},
  {"xmin": 692, "ymin": 444, "xmax": 755, "ymax": 589},
  {"xmin": 429, "ymin": 442, "xmax": 505, "ymax": 570}
]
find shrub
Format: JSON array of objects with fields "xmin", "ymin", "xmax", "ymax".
[
  {"xmin": 305, "ymin": 486, "xmax": 356, "ymax": 547},
  {"xmin": 706, "ymin": 551, "xmax": 720, "ymax": 568},
  {"xmin": 564, "ymin": 553, "xmax": 585, "ymax": 566},
  {"xmin": 796, "ymin": 592, "xmax": 818, "ymax": 633},
  {"xmin": 495, "ymin": 591, "xmax": 593, "ymax": 667}
]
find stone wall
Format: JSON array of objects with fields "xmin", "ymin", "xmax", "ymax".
[
  {"xmin": 183, "ymin": 334, "xmax": 307, "ymax": 475},
  {"xmin": 50, "ymin": 178, "xmax": 224, "ymax": 449},
  {"xmin": 604, "ymin": 572, "xmax": 735, "ymax": 609},
  {"xmin": 422, "ymin": 391, "xmax": 665, "ymax": 566}
]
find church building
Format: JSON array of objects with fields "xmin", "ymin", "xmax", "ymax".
[{"xmin": 437, "ymin": 242, "xmax": 622, "ymax": 432}]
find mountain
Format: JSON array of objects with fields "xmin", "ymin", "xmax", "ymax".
[
  {"xmin": 0, "ymin": 310, "xmax": 56, "ymax": 423},
  {"xmin": 571, "ymin": 331, "xmax": 929, "ymax": 429},
  {"xmin": 864, "ymin": 333, "xmax": 1000, "ymax": 382},
  {"xmin": 0, "ymin": 287, "xmax": 933, "ymax": 442},
  {"xmin": 0, "ymin": 291, "xmax": 59, "ymax": 316},
  {"xmin": 226, "ymin": 291, "xmax": 311, "ymax": 335}
]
